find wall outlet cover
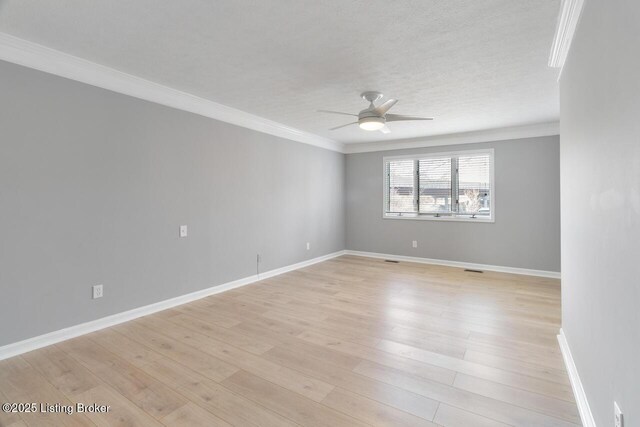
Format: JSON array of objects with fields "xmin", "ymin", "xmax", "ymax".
[
  {"xmin": 306, "ymin": 242, "xmax": 310, "ymax": 250},
  {"xmin": 179, "ymin": 225, "xmax": 188, "ymax": 237},
  {"xmin": 92, "ymin": 284, "xmax": 103, "ymax": 299},
  {"xmin": 412, "ymin": 240, "xmax": 418, "ymax": 248}
]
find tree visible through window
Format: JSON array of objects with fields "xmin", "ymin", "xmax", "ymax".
[{"xmin": 457, "ymin": 154, "xmax": 491, "ymax": 215}]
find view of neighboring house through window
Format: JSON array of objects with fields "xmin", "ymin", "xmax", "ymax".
[
  {"xmin": 419, "ymin": 157, "xmax": 452, "ymax": 213},
  {"xmin": 388, "ymin": 159, "xmax": 415, "ymax": 213},
  {"xmin": 384, "ymin": 149, "xmax": 493, "ymax": 220}
]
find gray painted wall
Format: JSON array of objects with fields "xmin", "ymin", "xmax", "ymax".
[
  {"xmin": 560, "ymin": 0, "xmax": 640, "ymax": 424},
  {"xmin": 0, "ymin": 60, "xmax": 345, "ymax": 347},
  {"xmin": 346, "ymin": 136, "xmax": 561, "ymax": 272}
]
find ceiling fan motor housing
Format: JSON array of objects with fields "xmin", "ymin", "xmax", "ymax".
[{"xmin": 359, "ymin": 92, "xmax": 388, "ymax": 130}]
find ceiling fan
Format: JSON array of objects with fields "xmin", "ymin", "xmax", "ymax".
[{"xmin": 318, "ymin": 91, "xmax": 433, "ymax": 134}]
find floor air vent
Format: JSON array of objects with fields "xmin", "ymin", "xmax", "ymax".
[
  {"xmin": 385, "ymin": 260, "xmax": 400, "ymax": 263},
  {"xmin": 464, "ymin": 269, "xmax": 484, "ymax": 273}
]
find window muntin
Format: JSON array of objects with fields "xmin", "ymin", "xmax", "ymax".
[{"xmin": 384, "ymin": 150, "xmax": 493, "ymax": 221}]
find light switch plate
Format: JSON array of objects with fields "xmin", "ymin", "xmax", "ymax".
[{"xmin": 179, "ymin": 225, "xmax": 188, "ymax": 237}]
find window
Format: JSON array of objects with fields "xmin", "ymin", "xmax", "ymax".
[{"xmin": 384, "ymin": 149, "xmax": 494, "ymax": 221}]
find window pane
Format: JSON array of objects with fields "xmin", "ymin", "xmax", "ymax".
[
  {"xmin": 388, "ymin": 160, "xmax": 415, "ymax": 213},
  {"xmin": 458, "ymin": 154, "xmax": 491, "ymax": 216},
  {"xmin": 419, "ymin": 157, "xmax": 452, "ymax": 213}
]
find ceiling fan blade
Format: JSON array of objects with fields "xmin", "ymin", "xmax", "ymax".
[
  {"xmin": 329, "ymin": 122, "xmax": 358, "ymax": 131},
  {"xmin": 385, "ymin": 114, "xmax": 434, "ymax": 122},
  {"xmin": 317, "ymin": 109, "xmax": 358, "ymax": 117},
  {"xmin": 373, "ymin": 99, "xmax": 398, "ymax": 115},
  {"xmin": 380, "ymin": 125, "xmax": 391, "ymax": 134}
]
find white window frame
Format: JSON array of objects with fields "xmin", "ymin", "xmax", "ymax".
[{"xmin": 382, "ymin": 148, "xmax": 495, "ymax": 223}]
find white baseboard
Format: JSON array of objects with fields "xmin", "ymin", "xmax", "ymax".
[
  {"xmin": 557, "ymin": 328, "xmax": 596, "ymax": 427},
  {"xmin": 0, "ymin": 250, "xmax": 346, "ymax": 361},
  {"xmin": 344, "ymin": 250, "xmax": 561, "ymax": 279}
]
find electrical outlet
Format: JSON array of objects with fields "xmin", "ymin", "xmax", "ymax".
[
  {"xmin": 306, "ymin": 242, "xmax": 310, "ymax": 250},
  {"xmin": 92, "ymin": 284, "xmax": 103, "ymax": 299},
  {"xmin": 412, "ymin": 240, "xmax": 418, "ymax": 248},
  {"xmin": 615, "ymin": 402, "xmax": 623, "ymax": 427},
  {"xmin": 179, "ymin": 225, "xmax": 188, "ymax": 237}
]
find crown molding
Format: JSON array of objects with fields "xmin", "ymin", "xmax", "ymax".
[
  {"xmin": 0, "ymin": 32, "xmax": 344, "ymax": 153},
  {"xmin": 343, "ymin": 121, "xmax": 560, "ymax": 154},
  {"xmin": 0, "ymin": 32, "xmax": 559, "ymax": 155},
  {"xmin": 548, "ymin": 0, "xmax": 585, "ymax": 77}
]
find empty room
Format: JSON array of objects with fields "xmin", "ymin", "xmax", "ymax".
[{"xmin": 0, "ymin": 1, "xmax": 638, "ymax": 426}]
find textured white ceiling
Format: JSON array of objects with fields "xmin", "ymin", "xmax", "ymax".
[{"xmin": 0, "ymin": 0, "xmax": 560, "ymax": 144}]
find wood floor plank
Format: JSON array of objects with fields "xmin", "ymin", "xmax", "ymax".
[
  {"xmin": 468, "ymin": 331, "xmax": 564, "ymax": 359},
  {"xmin": 0, "ymin": 389, "xmax": 28, "ymax": 427},
  {"xmin": 297, "ymin": 330, "xmax": 458, "ymax": 386},
  {"xmin": 72, "ymin": 385, "xmax": 162, "ymax": 427},
  {"xmin": 434, "ymin": 403, "xmax": 511, "ymax": 427},
  {"xmin": 0, "ymin": 358, "xmax": 95, "ymax": 427},
  {"xmin": 168, "ymin": 305, "xmax": 242, "ymax": 329},
  {"xmin": 231, "ymin": 313, "xmax": 307, "ymax": 338},
  {"xmin": 159, "ymin": 402, "xmax": 231, "ymax": 427},
  {"xmin": 262, "ymin": 342, "xmax": 440, "ymax": 420},
  {"xmin": 321, "ymin": 387, "xmax": 438, "ymax": 427},
  {"xmin": 261, "ymin": 309, "xmax": 383, "ymax": 347},
  {"xmin": 276, "ymin": 293, "xmax": 473, "ymax": 339},
  {"xmin": 464, "ymin": 349, "xmax": 570, "ymax": 386},
  {"xmin": 113, "ymin": 321, "xmax": 239, "ymax": 382},
  {"xmin": 453, "ymin": 373, "xmax": 580, "ymax": 423},
  {"xmin": 321, "ymin": 315, "xmax": 468, "ymax": 358},
  {"xmin": 21, "ymin": 345, "xmax": 101, "ymax": 397},
  {"xmin": 163, "ymin": 312, "xmax": 275, "ymax": 355},
  {"xmin": 139, "ymin": 357, "xmax": 299, "ymax": 427},
  {"xmin": 134, "ymin": 315, "xmax": 335, "ymax": 402},
  {"xmin": 228, "ymin": 318, "xmax": 363, "ymax": 371},
  {"xmin": 354, "ymin": 360, "xmax": 579, "ymax": 427},
  {"xmin": 87, "ymin": 328, "xmax": 165, "ymax": 368},
  {"xmin": 58, "ymin": 337, "xmax": 188, "ymax": 421},
  {"xmin": 374, "ymin": 338, "xmax": 574, "ymax": 402},
  {"xmin": 222, "ymin": 370, "xmax": 369, "ymax": 427}
]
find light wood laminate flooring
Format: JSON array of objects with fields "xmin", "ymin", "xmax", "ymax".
[{"xmin": 0, "ymin": 255, "xmax": 579, "ymax": 426}]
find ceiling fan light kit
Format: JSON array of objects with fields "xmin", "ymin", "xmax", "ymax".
[
  {"xmin": 319, "ymin": 91, "xmax": 433, "ymax": 134},
  {"xmin": 359, "ymin": 117, "xmax": 386, "ymax": 131}
]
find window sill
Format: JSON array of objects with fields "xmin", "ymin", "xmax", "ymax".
[{"xmin": 383, "ymin": 214, "xmax": 494, "ymax": 223}]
